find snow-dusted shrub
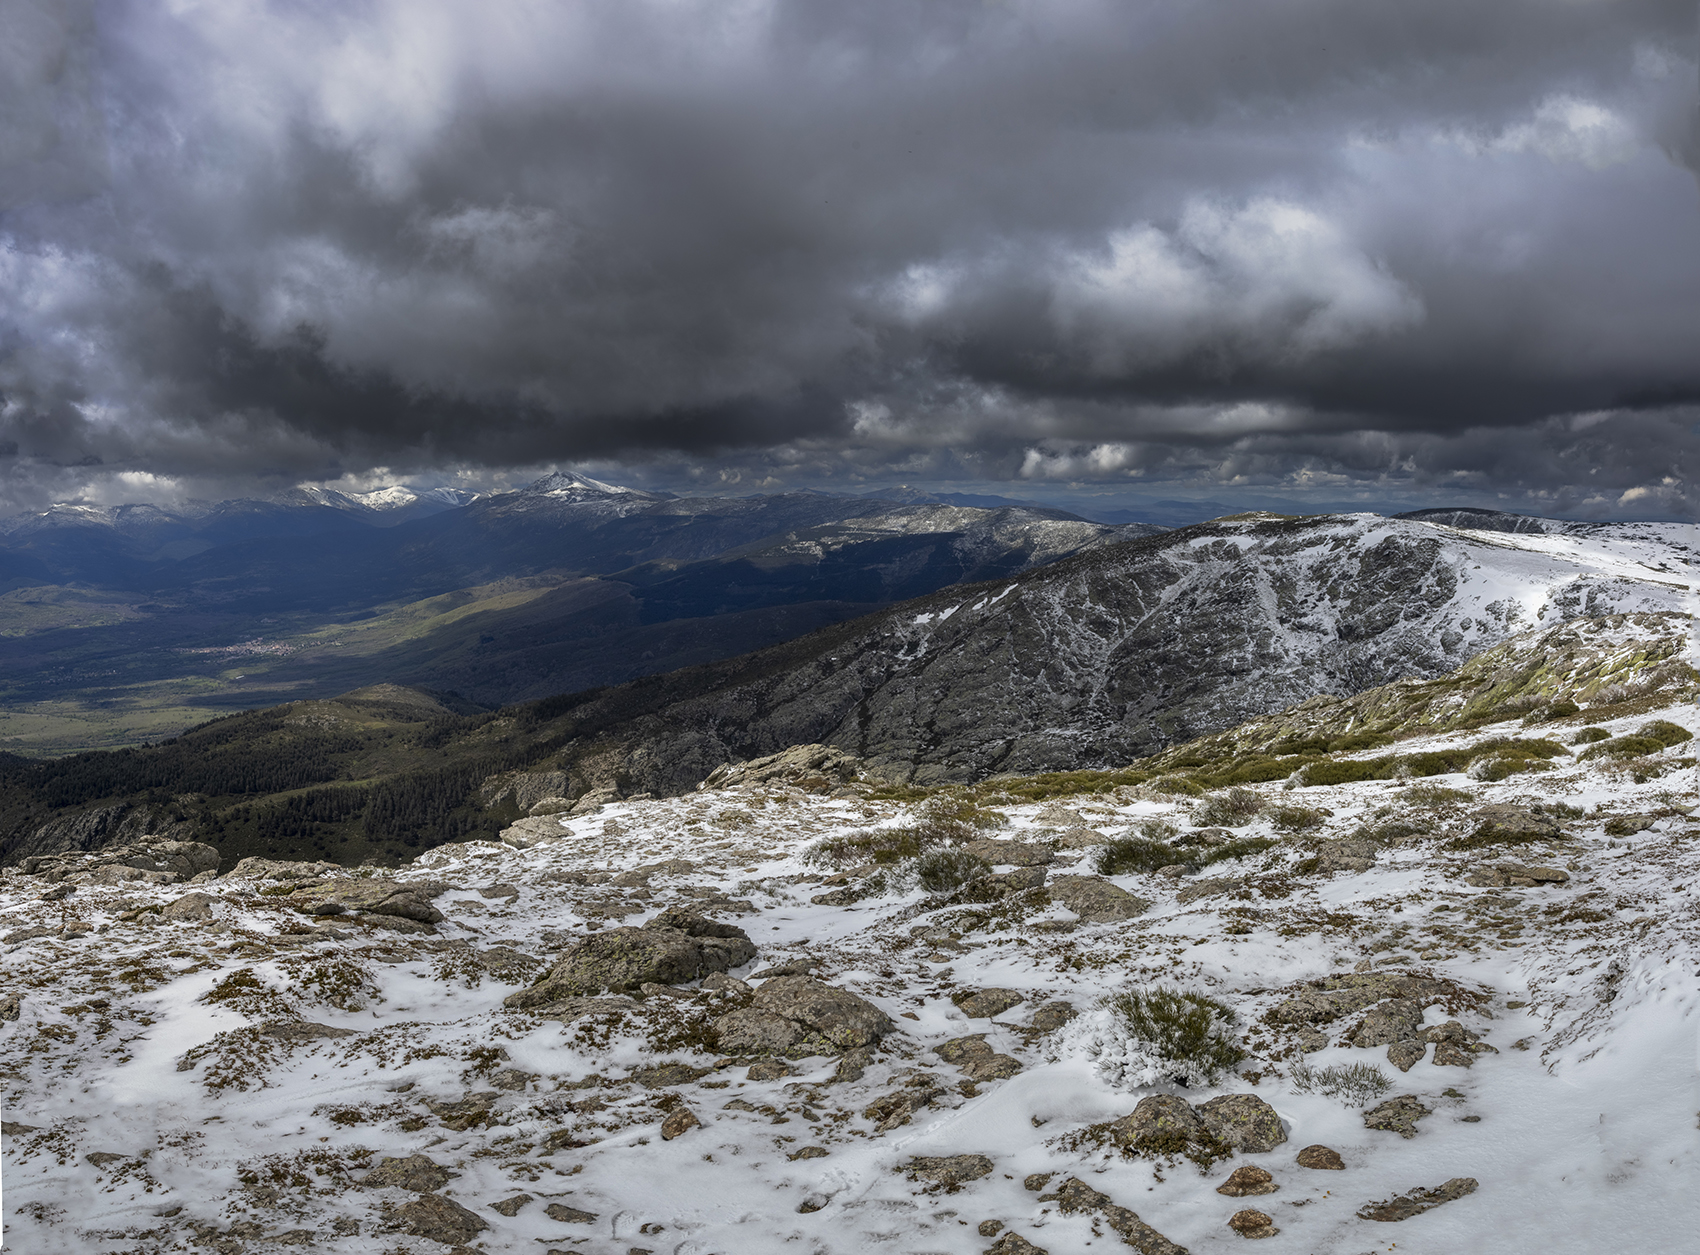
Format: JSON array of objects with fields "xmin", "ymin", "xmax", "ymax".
[
  {"xmin": 914, "ymin": 848, "xmax": 990, "ymax": 893},
  {"xmin": 1289, "ymin": 1058, "xmax": 1392, "ymax": 1106},
  {"xmin": 1095, "ymin": 820, "xmax": 1181, "ymax": 874},
  {"xmin": 1570, "ymin": 726, "xmax": 1611, "ymax": 745},
  {"xmin": 1193, "ymin": 836, "xmax": 1278, "ymax": 869},
  {"xmin": 1054, "ymin": 987, "xmax": 1245, "ymax": 1088},
  {"xmin": 1193, "ymin": 787, "xmax": 1264, "ymax": 828},
  {"xmin": 1267, "ymin": 805, "xmax": 1326, "ymax": 832}
]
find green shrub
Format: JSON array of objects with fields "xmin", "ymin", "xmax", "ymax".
[
  {"xmin": 1522, "ymin": 699, "xmax": 1580, "ymax": 725},
  {"xmin": 1096, "ymin": 836, "xmax": 1180, "ymax": 876},
  {"xmin": 1193, "ymin": 787, "xmax": 1265, "ymax": 828},
  {"xmin": 806, "ymin": 817, "xmax": 968, "ymax": 867},
  {"xmin": 1102, "ymin": 986, "xmax": 1246, "ymax": 1087},
  {"xmin": 1579, "ymin": 735, "xmax": 1666, "ymax": 762},
  {"xmin": 919, "ymin": 791, "xmax": 1009, "ymax": 829},
  {"xmin": 1638, "ymin": 719, "xmax": 1693, "ymax": 747},
  {"xmin": 1194, "ymin": 836, "xmax": 1278, "ymax": 869},
  {"xmin": 1267, "ymin": 805, "xmax": 1327, "ymax": 832},
  {"xmin": 914, "ymin": 848, "xmax": 990, "ymax": 893},
  {"xmin": 1571, "ymin": 727, "xmax": 1611, "ymax": 745}
]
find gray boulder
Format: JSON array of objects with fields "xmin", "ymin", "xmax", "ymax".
[
  {"xmin": 1346, "ymin": 999, "xmax": 1424, "ymax": 1047},
  {"xmin": 1196, "ymin": 1094, "xmax": 1286, "ymax": 1153},
  {"xmin": 1047, "ymin": 875, "xmax": 1151, "ymax": 923},
  {"xmin": 507, "ymin": 911, "xmax": 755, "ymax": 1007},
  {"xmin": 715, "ymin": 974, "xmax": 893, "ymax": 1057}
]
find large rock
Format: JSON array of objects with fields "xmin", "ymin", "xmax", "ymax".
[
  {"xmin": 22, "ymin": 840, "xmax": 220, "ymax": 885},
  {"xmin": 226, "ymin": 857, "xmax": 342, "ymax": 882},
  {"xmin": 1047, "ymin": 875, "xmax": 1151, "ymax": 923},
  {"xmin": 283, "ymin": 879, "xmax": 446, "ymax": 924},
  {"xmin": 386, "ymin": 1193, "xmax": 488, "ymax": 1245},
  {"xmin": 1346, "ymin": 999, "xmax": 1424, "ymax": 1048},
  {"xmin": 362, "ymin": 1154, "xmax": 452, "ymax": 1192},
  {"xmin": 700, "ymin": 744, "xmax": 861, "ymax": 791},
  {"xmin": 715, "ymin": 974, "xmax": 893, "ymax": 1057},
  {"xmin": 506, "ymin": 911, "xmax": 756, "ymax": 1007},
  {"xmin": 962, "ymin": 839, "xmax": 1054, "ymax": 867},
  {"xmin": 1111, "ymin": 1095, "xmax": 1205, "ymax": 1149},
  {"xmin": 1196, "ymin": 1094, "xmax": 1286, "ymax": 1153},
  {"xmin": 499, "ymin": 817, "xmax": 567, "ymax": 849},
  {"xmin": 1471, "ymin": 804, "xmax": 1564, "ymax": 841},
  {"xmin": 1266, "ymin": 973, "xmax": 1448, "ymax": 1029}
]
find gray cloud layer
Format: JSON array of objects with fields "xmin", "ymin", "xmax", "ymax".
[{"xmin": 1, "ymin": 0, "xmax": 1697, "ymax": 516}]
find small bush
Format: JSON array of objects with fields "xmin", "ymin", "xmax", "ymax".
[
  {"xmin": 1571, "ymin": 727, "xmax": 1611, "ymax": 745},
  {"xmin": 918, "ymin": 792, "xmax": 1010, "ymax": 829},
  {"xmin": 1193, "ymin": 787, "xmax": 1265, "ymax": 828},
  {"xmin": 1267, "ymin": 805, "xmax": 1326, "ymax": 832},
  {"xmin": 1289, "ymin": 1058, "xmax": 1392, "ymax": 1106},
  {"xmin": 806, "ymin": 817, "xmax": 969, "ymax": 867},
  {"xmin": 1637, "ymin": 719, "xmax": 1693, "ymax": 748},
  {"xmin": 1096, "ymin": 835, "xmax": 1180, "ymax": 876},
  {"xmin": 1194, "ymin": 836, "xmax": 1278, "ymax": 869},
  {"xmin": 1579, "ymin": 735, "xmax": 1666, "ymax": 762},
  {"xmin": 1101, "ymin": 986, "xmax": 1246, "ymax": 1087},
  {"xmin": 914, "ymin": 848, "xmax": 990, "ymax": 893},
  {"xmin": 1402, "ymin": 782, "xmax": 1469, "ymax": 807}
]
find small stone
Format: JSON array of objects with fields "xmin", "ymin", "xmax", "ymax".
[
  {"xmin": 1386, "ymin": 1039, "xmax": 1426, "ymax": 1072},
  {"xmin": 489, "ymin": 1067, "xmax": 536, "ymax": 1092},
  {"xmin": 489, "ymin": 1194, "xmax": 531, "ymax": 1217},
  {"xmin": 1295, "ymin": 1144, "xmax": 1345, "ymax": 1170},
  {"xmin": 1196, "ymin": 1094, "xmax": 1286, "ymax": 1153},
  {"xmin": 953, "ymin": 988, "xmax": 1025, "ymax": 1019},
  {"xmin": 544, "ymin": 1202, "xmax": 599, "ymax": 1223},
  {"xmin": 1363, "ymin": 1095, "xmax": 1432, "ymax": 1139},
  {"xmin": 934, "ymin": 1035, "xmax": 994, "ymax": 1064},
  {"xmin": 788, "ymin": 1146, "xmax": 829, "ymax": 1160},
  {"xmin": 1022, "ymin": 1172, "xmax": 1055, "ymax": 1192},
  {"xmin": 1228, "ymin": 1209, "xmax": 1278, "ymax": 1239},
  {"xmin": 1216, "ymin": 1165, "xmax": 1277, "ymax": 1197},
  {"xmin": 660, "ymin": 1107, "xmax": 701, "ymax": 1140},
  {"xmin": 979, "ymin": 1219, "xmax": 1005, "ymax": 1236},
  {"xmin": 747, "ymin": 1058, "xmax": 794, "ymax": 1082},
  {"xmin": 1024, "ymin": 1001, "xmax": 1077, "ymax": 1034}
]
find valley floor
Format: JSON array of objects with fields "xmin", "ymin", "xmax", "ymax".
[{"xmin": 1, "ymin": 697, "xmax": 1696, "ymax": 1254}]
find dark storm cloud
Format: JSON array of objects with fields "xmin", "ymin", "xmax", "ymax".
[{"xmin": 0, "ymin": 0, "xmax": 1696, "ymax": 514}]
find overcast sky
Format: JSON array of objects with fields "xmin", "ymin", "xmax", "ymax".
[{"xmin": 1, "ymin": 0, "xmax": 1697, "ymax": 519}]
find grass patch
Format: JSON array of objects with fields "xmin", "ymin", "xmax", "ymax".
[
  {"xmin": 1267, "ymin": 805, "xmax": 1327, "ymax": 832},
  {"xmin": 1401, "ymin": 782, "xmax": 1469, "ymax": 807},
  {"xmin": 1193, "ymin": 787, "xmax": 1265, "ymax": 828},
  {"xmin": 1101, "ymin": 986, "xmax": 1246, "ymax": 1087},
  {"xmin": 1095, "ymin": 837, "xmax": 1180, "ymax": 876},
  {"xmin": 978, "ymin": 768, "xmax": 1148, "ymax": 802},
  {"xmin": 1571, "ymin": 727, "xmax": 1611, "ymax": 745},
  {"xmin": 1289, "ymin": 1058, "xmax": 1392, "ymax": 1106},
  {"xmin": 806, "ymin": 817, "xmax": 969, "ymax": 867},
  {"xmin": 1194, "ymin": 836, "xmax": 1278, "ymax": 869}
]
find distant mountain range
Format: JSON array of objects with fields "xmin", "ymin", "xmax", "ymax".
[{"xmin": 0, "ymin": 474, "xmax": 1161, "ymax": 754}]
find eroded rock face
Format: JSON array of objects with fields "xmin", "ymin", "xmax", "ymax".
[
  {"xmin": 506, "ymin": 911, "xmax": 756, "ymax": 1006},
  {"xmin": 715, "ymin": 974, "xmax": 893, "ymax": 1057},
  {"xmin": 21, "ymin": 840, "xmax": 220, "ymax": 885},
  {"xmin": 1047, "ymin": 875, "xmax": 1151, "ymax": 923},
  {"xmin": 700, "ymin": 744, "xmax": 861, "ymax": 791}
]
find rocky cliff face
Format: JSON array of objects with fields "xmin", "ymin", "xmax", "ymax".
[{"xmin": 545, "ymin": 512, "xmax": 1691, "ymax": 794}]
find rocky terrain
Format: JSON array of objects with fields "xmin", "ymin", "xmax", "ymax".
[{"xmin": 1, "ymin": 612, "xmax": 1694, "ymax": 1253}]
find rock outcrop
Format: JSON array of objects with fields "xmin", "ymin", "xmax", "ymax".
[
  {"xmin": 506, "ymin": 911, "xmax": 756, "ymax": 1007},
  {"xmin": 715, "ymin": 974, "xmax": 893, "ymax": 1057}
]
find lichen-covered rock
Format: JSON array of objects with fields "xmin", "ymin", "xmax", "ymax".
[
  {"xmin": 362, "ymin": 1155, "xmax": 452, "ymax": 1192},
  {"xmin": 1363, "ymin": 1095, "xmax": 1432, "ymax": 1138},
  {"xmin": 1111, "ymin": 1094, "xmax": 1205, "ymax": 1148},
  {"xmin": 1228, "ymin": 1208, "xmax": 1278, "ymax": 1238},
  {"xmin": 1472, "ymin": 803, "xmax": 1565, "ymax": 840},
  {"xmin": 1358, "ymin": 1176, "xmax": 1479, "ymax": 1222},
  {"xmin": 506, "ymin": 911, "xmax": 755, "ymax": 1006},
  {"xmin": 903, "ymin": 1154, "xmax": 994, "ymax": 1189},
  {"xmin": 962, "ymin": 839, "xmax": 1054, "ymax": 867},
  {"xmin": 1047, "ymin": 875, "xmax": 1151, "ymax": 923},
  {"xmin": 660, "ymin": 1106, "xmax": 701, "ymax": 1139},
  {"xmin": 934, "ymin": 1035, "xmax": 993, "ymax": 1064},
  {"xmin": 1197, "ymin": 1094, "xmax": 1286, "ymax": 1153},
  {"xmin": 1296, "ymin": 1144, "xmax": 1345, "ymax": 1170},
  {"xmin": 700, "ymin": 744, "xmax": 861, "ymax": 790},
  {"xmin": 386, "ymin": 1193, "xmax": 488, "ymax": 1244},
  {"xmin": 159, "ymin": 891, "xmax": 217, "ymax": 921},
  {"xmin": 1387, "ymin": 1039, "xmax": 1426, "ymax": 1071},
  {"xmin": 1024, "ymin": 1001, "xmax": 1078, "ymax": 1034},
  {"xmin": 1266, "ymin": 973, "xmax": 1448, "ymax": 1029},
  {"xmin": 715, "ymin": 974, "xmax": 893, "ymax": 1057},
  {"xmin": 1217, "ymin": 1165, "xmax": 1278, "ymax": 1196},
  {"xmin": 1347, "ymin": 999, "xmax": 1424, "ymax": 1047},
  {"xmin": 953, "ymin": 988, "xmax": 1025, "ymax": 1019}
]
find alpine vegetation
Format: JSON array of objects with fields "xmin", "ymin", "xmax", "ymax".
[{"xmin": 1056, "ymin": 986, "xmax": 1247, "ymax": 1088}]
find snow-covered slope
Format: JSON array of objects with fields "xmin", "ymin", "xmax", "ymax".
[
  {"xmin": 533, "ymin": 512, "xmax": 1696, "ymax": 795},
  {"xmin": 2, "ymin": 614, "xmax": 1695, "ymax": 1253}
]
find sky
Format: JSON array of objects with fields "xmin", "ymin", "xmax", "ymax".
[{"xmin": 1, "ymin": 0, "xmax": 1698, "ymax": 521}]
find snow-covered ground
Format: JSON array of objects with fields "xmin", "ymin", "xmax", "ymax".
[{"xmin": 2, "ymin": 664, "xmax": 1696, "ymax": 1253}]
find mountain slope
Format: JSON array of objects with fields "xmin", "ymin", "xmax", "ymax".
[{"xmin": 526, "ymin": 512, "xmax": 1693, "ymax": 795}]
